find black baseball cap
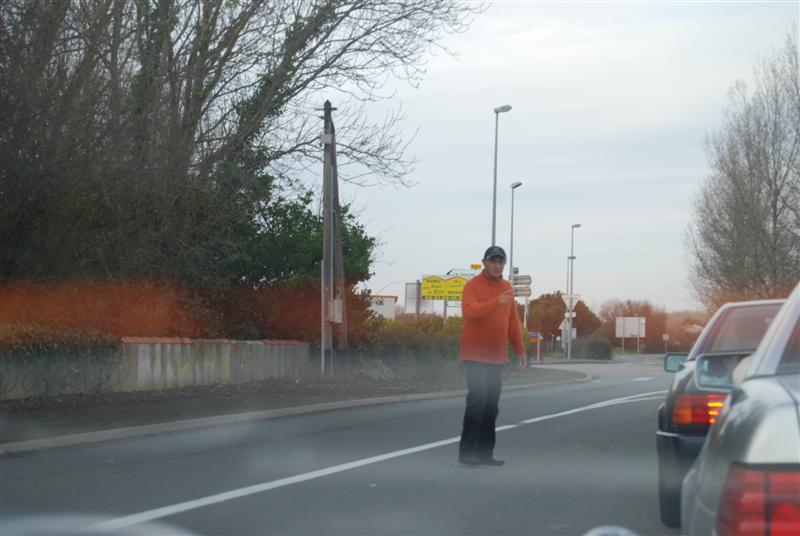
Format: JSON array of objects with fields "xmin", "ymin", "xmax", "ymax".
[{"xmin": 483, "ymin": 246, "xmax": 507, "ymax": 260}]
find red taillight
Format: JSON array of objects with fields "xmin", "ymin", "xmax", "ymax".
[
  {"xmin": 717, "ymin": 465, "xmax": 800, "ymax": 536},
  {"xmin": 672, "ymin": 394, "xmax": 727, "ymax": 425}
]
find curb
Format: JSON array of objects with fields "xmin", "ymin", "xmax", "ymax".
[{"xmin": 0, "ymin": 372, "xmax": 592, "ymax": 456}]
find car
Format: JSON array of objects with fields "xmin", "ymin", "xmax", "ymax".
[
  {"xmin": 656, "ymin": 298, "xmax": 784, "ymax": 527},
  {"xmin": 681, "ymin": 282, "xmax": 800, "ymax": 536}
]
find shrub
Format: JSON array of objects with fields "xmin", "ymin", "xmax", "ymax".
[
  {"xmin": 345, "ymin": 315, "xmax": 463, "ymax": 379},
  {"xmin": 571, "ymin": 331, "xmax": 613, "ymax": 360},
  {"xmin": 0, "ymin": 324, "xmax": 123, "ymax": 398},
  {"xmin": 0, "ymin": 323, "xmax": 120, "ymax": 351}
]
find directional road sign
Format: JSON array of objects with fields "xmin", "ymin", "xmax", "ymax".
[
  {"xmin": 512, "ymin": 274, "xmax": 532, "ymax": 286},
  {"xmin": 421, "ymin": 275, "xmax": 468, "ymax": 301}
]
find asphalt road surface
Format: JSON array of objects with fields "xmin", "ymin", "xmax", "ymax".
[{"xmin": 1, "ymin": 357, "xmax": 681, "ymax": 536}]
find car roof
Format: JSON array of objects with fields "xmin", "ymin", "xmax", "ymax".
[{"xmin": 716, "ymin": 298, "xmax": 786, "ymax": 310}]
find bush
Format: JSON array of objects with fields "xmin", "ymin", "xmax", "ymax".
[
  {"xmin": 0, "ymin": 323, "xmax": 120, "ymax": 351},
  {"xmin": 342, "ymin": 315, "xmax": 464, "ymax": 380},
  {"xmin": 0, "ymin": 324, "xmax": 123, "ymax": 398},
  {"xmin": 571, "ymin": 331, "xmax": 613, "ymax": 360},
  {"xmin": 333, "ymin": 315, "xmax": 529, "ymax": 381}
]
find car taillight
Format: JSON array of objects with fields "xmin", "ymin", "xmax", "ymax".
[
  {"xmin": 671, "ymin": 394, "xmax": 727, "ymax": 425},
  {"xmin": 716, "ymin": 464, "xmax": 800, "ymax": 536}
]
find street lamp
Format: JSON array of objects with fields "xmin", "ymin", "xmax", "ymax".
[
  {"xmin": 567, "ymin": 222, "xmax": 582, "ymax": 360},
  {"xmin": 491, "ymin": 104, "xmax": 512, "ymax": 246},
  {"xmin": 508, "ymin": 181, "xmax": 522, "ymax": 280}
]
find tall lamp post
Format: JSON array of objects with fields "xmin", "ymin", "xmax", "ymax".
[
  {"xmin": 508, "ymin": 181, "xmax": 522, "ymax": 280},
  {"xmin": 567, "ymin": 222, "xmax": 581, "ymax": 360},
  {"xmin": 491, "ymin": 104, "xmax": 512, "ymax": 246}
]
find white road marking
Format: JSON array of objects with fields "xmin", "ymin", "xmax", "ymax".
[
  {"xmin": 90, "ymin": 389, "xmax": 667, "ymax": 532},
  {"xmin": 631, "ymin": 377, "xmax": 654, "ymax": 382}
]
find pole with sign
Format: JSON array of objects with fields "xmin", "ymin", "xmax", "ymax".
[
  {"xmin": 562, "ymin": 293, "xmax": 580, "ymax": 359},
  {"xmin": 512, "ymin": 274, "xmax": 532, "ymax": 326},
  {"xmin": 615, "ymin": 317, "xmax": 646, "ymax": 355}
]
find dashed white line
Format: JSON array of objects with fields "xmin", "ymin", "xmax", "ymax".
[{"xmin": 90, "ymin": 389, "xmax": 667, "ymax": 532}]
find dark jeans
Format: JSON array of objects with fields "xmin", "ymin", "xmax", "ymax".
[{"xmin": 459, "ymin": 361, "xmax": 504, "ymax": 459}]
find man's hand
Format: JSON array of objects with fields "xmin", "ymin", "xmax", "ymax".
[
  {"xmin": 497, "ymin": 290, "xmax": 514, "ymax": 305},
  {"xmin": 517, "ymin": 355, "xmax": 527, "ymax": 369}
]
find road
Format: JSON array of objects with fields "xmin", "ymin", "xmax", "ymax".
[{"xmin": 1, "ymin": 357, "xmax": 680, "ymax": 535}]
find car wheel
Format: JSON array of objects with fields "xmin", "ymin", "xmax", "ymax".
[{"xmin": 659, "ymin": 459, "xmax": 681, "ymax": 528}]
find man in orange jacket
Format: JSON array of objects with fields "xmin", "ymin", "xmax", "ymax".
[{"xmin": 458, "ymin": 245, "xmax": 526, "ymax": 466}]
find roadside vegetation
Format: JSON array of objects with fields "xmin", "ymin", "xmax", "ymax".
[
  {"xmin": 0, "ymin": 0, "xmax": 479, "ymax": 344},
  {"xmin": 0, "ymin": 5, "xmax": 795, "ymax": 378}
]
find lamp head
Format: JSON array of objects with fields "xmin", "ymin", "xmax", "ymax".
[
  {"xmin": 494, "ymin": 104, "xmax": 512, "ymax": 114},
  {"xmin": 572, "ymin": 223, "xmax": 582, "ymax": 229},
  {"xmin": 511, "ymin": 181, "xmax": 522, "ymax": 189}
]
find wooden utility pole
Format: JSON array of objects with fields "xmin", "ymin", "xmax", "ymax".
[{"xmin": 321, "ymin": 101, "xmax": 348, "ymax": 377}]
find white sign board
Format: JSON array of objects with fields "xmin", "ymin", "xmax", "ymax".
[
  {"xmin": 558, "ymin": 320, "xmax": 576, "ymax": 343},
  {"xmin": 512, "ymin": 274, "xmax": 532, "ymax": 286},
  {"xmin": 404, "ymin": 282, "xmax": 436, "ymax": 315},
  {"xmin": 616, "ymin": 317, "xmax": 646, "ymax": 338}
]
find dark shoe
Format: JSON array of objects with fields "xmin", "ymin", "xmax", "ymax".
[
  {"xmin": 458, "ymin": 454, "xmax": 481, "ymax": 466},
  {"xmin": 479, "ymin": 456, "xmax": 505, "ymax": 466}
]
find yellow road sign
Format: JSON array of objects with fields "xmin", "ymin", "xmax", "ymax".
[{"xmin": 421, "ymin": 275, "xmax": 468, "ymax": 301}]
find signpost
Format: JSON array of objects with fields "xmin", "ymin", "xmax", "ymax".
[
  {"xmin": 421, "ymin": 275, "xmax": 469, "ymax": 301},
  {"xmin": 529, "ymin": 331, "xmax": 544, "ymax": 362},
  {"xmin": 561, "ymin": 293, "xmax": 580, "ymax": 358},
  {"xmin": 616, "ymin": 317, "xmax": 646, "ymax": 354},
  {"xmin": 512, "ymin": 274, "xmax": 532, "ymax": 325},
  {"xmin": 420, "ymin": 274, "xmax": 470, "ymax": 323},
  {"xmin": 512, "ymin": 274, "xmax": 532, "ymax": 287}
]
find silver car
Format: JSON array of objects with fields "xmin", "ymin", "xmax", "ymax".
[
  {"xmin": 681, "ymin": 282, "xmax": 800, "ymax": 536},
  {"xmin": 657, "ymin": 299, "xmax": 784, "ymax": 528}
]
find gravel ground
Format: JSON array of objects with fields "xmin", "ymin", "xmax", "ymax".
[{"xmin": 0, "ymin": 364, "xmax": 587, "ymax": 444}]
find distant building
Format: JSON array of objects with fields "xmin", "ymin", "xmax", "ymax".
[{"xmin": 369, "ymin": 295, "xmax": 398, "ymax": 319}]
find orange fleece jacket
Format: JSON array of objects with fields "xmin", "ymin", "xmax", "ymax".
[{"xmin": 459, "ymin": 271, "xmax": 525, "ymax": 364}]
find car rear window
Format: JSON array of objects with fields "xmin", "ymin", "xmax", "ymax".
[
  {"xmin": 777, "ymin": 317, "xmax": 799, "ymax": 374},
  {"xmin": 704, "ymin": 304, "xmax": 782, "ymax": 353}
]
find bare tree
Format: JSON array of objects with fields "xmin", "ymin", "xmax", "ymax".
[
  {"xmin": 687, "ymin": 30, "xmax": 800, "ymax": 308},
  {"xmin": 0, "ymin": 0, "xmax": 482, "ymax": 280}
]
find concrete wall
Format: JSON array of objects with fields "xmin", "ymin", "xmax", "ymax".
[{"xmin": 0, "ymin": 338, "xmax": 309, "ymax": 400}]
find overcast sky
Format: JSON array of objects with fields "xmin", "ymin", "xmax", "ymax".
[{"xmin": 332, "ymin": 1, "xmax": 799, "ymax": 313}]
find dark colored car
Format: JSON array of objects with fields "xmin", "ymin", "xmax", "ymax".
[{"xmin": 655, "ymin": 299, "xmax": 784, "ymax": 527}]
